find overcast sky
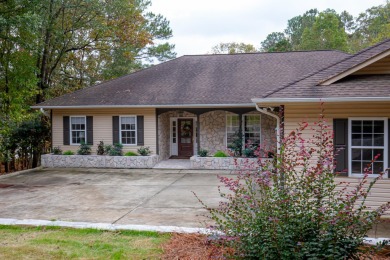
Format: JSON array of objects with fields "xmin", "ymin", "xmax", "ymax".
[{"xmin": 148, "ymin": 0, "xmax": 386, "ymax": 57}]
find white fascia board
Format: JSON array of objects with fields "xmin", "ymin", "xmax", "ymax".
[
  {"xmin": 32, "ymin": 103, "xmax": 256, "ymax": 109},
  {"xmin": 251, "ymin": 97, "xmax": 390, "ymax": 104}
]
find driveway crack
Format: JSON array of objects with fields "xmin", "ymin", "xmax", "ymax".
[{"xmin": 112, "ymin": 170, "xmax": 188, "ymax": 224}]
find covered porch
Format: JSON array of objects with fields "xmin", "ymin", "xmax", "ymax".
[{"xmin": 156, "ymin": 107, "xmax": 278, "ymax": 162}]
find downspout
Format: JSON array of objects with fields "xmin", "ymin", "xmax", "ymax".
[{"xmin": 255, "ymin": 104, "xmax": 280, "ymax": 154}]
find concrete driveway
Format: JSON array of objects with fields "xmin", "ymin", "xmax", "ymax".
[{"xmin": 0, "ymin": 168, "xmax": 234, "ymax": 228}]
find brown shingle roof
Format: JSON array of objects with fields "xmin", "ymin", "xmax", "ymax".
[
  {"xmin": 266, "ymin": 38, "xmax": 390, "ymax": 99},
  {"xmin": 35, "ymin": 50, "xmax": 349, "ymax": 108}
]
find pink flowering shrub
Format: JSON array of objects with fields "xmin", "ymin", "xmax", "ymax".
[{"xmin": 198, "ymin": 112, "xmax": 390, "ymax": 259}]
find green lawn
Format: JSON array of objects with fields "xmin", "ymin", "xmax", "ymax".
[{"xmin": 0, "ymin": 225, "xmax": 170, "ymax": 259}]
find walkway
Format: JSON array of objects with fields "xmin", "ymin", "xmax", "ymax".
[{"xmin": 153, "ymin": 159, "xmax": 191, "ymax": 169}]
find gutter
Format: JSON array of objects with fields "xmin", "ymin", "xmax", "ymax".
[
  {"xmin": 251, "ymin": 97, "xmax": 390, "ymax": 104},
  {"xmin": 32, "ymin": 103, "xmax": 256, "ymax": 109},
  {"xmin": 255, "ymin": 104, "xmax": 280, "ymax": 154}
]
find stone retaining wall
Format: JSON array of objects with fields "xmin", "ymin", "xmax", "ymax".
[
  {"xmin": 190, "ymin": 156, "xmax": 270, "ymax": 170},
  {"xmin": 41, "ymin": 154, "xmax": 161, "ymax": 169}
]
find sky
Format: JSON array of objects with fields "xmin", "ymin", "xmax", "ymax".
[{"xmin": 148, "ymin": 0, "xmax": 387, "ymax": 57}]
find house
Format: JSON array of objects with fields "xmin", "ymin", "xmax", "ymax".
[{"xmin": 34, "ymin": 39, "xmax": 390, "ymax": 177}]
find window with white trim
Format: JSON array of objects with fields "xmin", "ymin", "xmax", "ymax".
[
  {"xmin": 244, "ymin": 115, "xmax": 261, "ymax": 147},
  {"xmin": 226, "ymin": 114, "xmax": 239, "ymax": 148},
  {"xmin": 120, "ymin": 116, "xmax": 137, "ymax": 145},
  {"xmin": 350, "ymin": 119, "xmax": 387, "ymax": 175},
  {"xmin": 70, "ymin": 116, "xmax": 86, "ymax": 144}
]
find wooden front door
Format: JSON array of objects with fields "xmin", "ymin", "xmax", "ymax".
[{"xmin": 178, "ymin": 119, "xmax": 194, "ymax": 157}]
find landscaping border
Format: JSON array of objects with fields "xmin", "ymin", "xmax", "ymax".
[
  {"xmin": 41, "ymin": 154, "xmax": 161, "ymax": 169},
  {"xmin": 190, "ymin": 156, "xmax": 269, "ymax": 170}
]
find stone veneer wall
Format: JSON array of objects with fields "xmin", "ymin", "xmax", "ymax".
[
  {"xmin": 260, "ymin": 113, "xmax": 277, "ymax": 155},
  {"xmin": 199, "ymin": 111, "xmax": 227, "ymax": 155},
  {"xmin": 158, "ymin": 111, "xmax": 197, "ymax": 160},
  {"xmin": 190, "ymin": 156, "xmax": 270, "ymax": 170},
  {"xmin": 41, "ymin": 154, "xmax": 160, "ymax": 168}
]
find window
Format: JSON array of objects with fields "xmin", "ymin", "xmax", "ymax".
[
  {"xmin": 70, "ymin": 116, "xmax": 86, "ymax": 144},
  {"xmin": 244, "ymin": 115, "xmax": 261, "ymax": 147},
  {"xmin": 226, "ymin": 114, "xmax": 240, "ymax": 148},
  {"xmin": 349, "ymin": 119, "xmax": 387, "ymax": 175},
  {"xmin": 120, "ymin": 116, "xmax": 137, "ymax": 145}
]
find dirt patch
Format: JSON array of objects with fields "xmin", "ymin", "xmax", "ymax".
[{"xmin": 162, "ymin": 233, "xmax": 390, "ymax": 259}]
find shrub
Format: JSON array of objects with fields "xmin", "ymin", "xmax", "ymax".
[
  {"xmin": 96, "ymin": 141, "xmax": 105, "ymax": 155},
  {"xmin": 198, "ymin": 113, "xmax": 390, "ymax": 259},
  {"xmin": 213, "ymin": 151, "xmax": 228, "ymax": 157},
  {"xmin": 105, "ymin": 143, "xmax": 123, "ymax": 156},
  {"xmin": 77, "ymin": 142, "xmax": 91, "ymax": 155},
  {"xmin": 137, "ymin": 146, "xmax": 151, "ymax": 156},
  {"xmin": 227, "ymin": 131, "xmax": 243, "ymax": 157},
  {"xmin": 242, "ymin": 147, "xmax": 256, "ymax": 158},
  {"xmin": 198, "ymin": 149, "xmax": 208, "ymax": 157},
  {"xmin": 124, "ymin": 151, "xmax": 138, "ymax": 156},
  {"xmin": 52, "ymin": 146, "xmax": 62, "ymax": 155},
  {"xmin": 63, "ymin": 150, "xmax": 74, "ymax": 155}
]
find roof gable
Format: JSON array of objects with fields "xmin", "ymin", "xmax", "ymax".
[{"xmin": 265, "ymin": 38, "xmax": 390, "ymax": 99}]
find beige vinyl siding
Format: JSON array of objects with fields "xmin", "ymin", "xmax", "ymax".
[
  {"xmin": 352, "ymin": 55, "xmax": 390, "ymax": 75},
  {"xmin": 284, "ymin": 102, "xmax": 390, "ymax": 142},
  {"xmin": 284, "ymin": 102, "xmax": 390, "ymax": 215},
  {"xmin": 336, "ymin": 177, "xmax": 390, "ymax": 216},
  {"xmin": 52, "ymin": 108, "xmax": 156, "ymax": 154}
]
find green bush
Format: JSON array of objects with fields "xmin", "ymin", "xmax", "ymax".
[
  {"xmin": 124, "ymin": 151, "xmax": 138, "ymax": 156},
  {"xmin": 105, "ymin": 143, "xmax": 123, "ymax": 156},
  {"xmin": 52, "ymin": 146, "xmax": 62, "ymax": 155},
  {"xmin": 198, "ymin": 113, "xmax": 390, "ymax": 259},
  {"xmin": 213, "ymin": 150, "xmax": 227, "ymax": 157},
  {"xmin": 242, "ymin": 147, "xmax": 256, "ymax": 158},
  {"xmin": 63, "ymin": 150, "xmax": 74, "ymax": 155},
  {"xmin": 77, "ymin": 142, "xmax": 91, "ymax": 155},
  {"xmin": 137, "ymin": 146, "xmax": 151, "ymax": 156},
  {"xmin": 96, "ymin": 141, "xmax": 105, "ymax": 155},
  {"xmin": 198, "ymin": 149, "xmax": 208, "ymax": 157}
]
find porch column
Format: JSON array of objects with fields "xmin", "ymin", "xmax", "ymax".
[
  {"xmin": 238, "ymin": 113, "xmax": 243, "ymax": 156},
  {"xmin": 197, "ymin": 114, "xmax": 200, "ymax": 155}
]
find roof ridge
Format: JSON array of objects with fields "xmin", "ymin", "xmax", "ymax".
[
  {"xmin": 183, "ymin": 49, "xmax": 346, "ymax": 57},
  {"xmin": 264, "ymin": 38, "xmax": 390, "ymax": 98}
]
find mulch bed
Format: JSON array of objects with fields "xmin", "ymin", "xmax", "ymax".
[
  {"xmin": 162, "ymin": 233, "xmax": 390, "ymax": 260},
  {"xmin": 162, "ymin": 233, "xmax": 233, "ymax": 260}
]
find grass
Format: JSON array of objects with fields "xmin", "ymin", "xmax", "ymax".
[{"xmin": 0, "ymin": 225, "xmax": 170, "ymax": 259}]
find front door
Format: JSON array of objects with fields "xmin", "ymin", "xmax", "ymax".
[{"xmin": 178, "ymin": 119, "xmax": 193, "ymax": 157}]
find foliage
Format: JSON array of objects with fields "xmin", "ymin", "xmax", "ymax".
[
  {"xmin": 227, "ymin": 131, "xmax": 243, "ymax": 157},
  {"xmin": 52, "ymin": 147, "xmax": 62, "ymax": 155},
  {"xmin": 63, "ymin": 150, "xmax": 74, "ymax": 155},
  {"xmin": 105, "ymin": 143, "xmax": 123, "ymax": 156},
  {"xmin": 96, "ymin": 141, "xmax": 105, "ymax": 155},
  {"xmin": 198, "ymin": 149, "xmax": 208, "ymax": 157},
  {"xmin": 0, "ymin": 0, "xmax": 176, "ymax": 103},
  {"xmin": 124, "ymin": 151, "xmax": 138, "ymax": 156},
  {"xmin": 0, "ymin": 114, "xmax": 50, "ymax": 171},
  {"xmin": 261, "ymin": 3, "xmax": 390, "ymax": 53},
  {"xmin": 213, "ymin": 151, "xmax": 228, "ymax": 157},
  {"xmin": 300, "ymin": 12, "xmax": 349, "ymax": 52},
  {"xmin": 137, "ymin": 146, "xmax": 151, "ymax": 156},
  {"xmin": 242, "ymin": 147, "xmax": 256, "ymax": 158},
  {"xmin": 261, "ymin": 32, "xmax": 292, "ymax": 52},
  {"xmin": 77, "ymin": 143, "xmax": 92, "ymax": 155},
  {"xmin": 198, "ymin": 113, "xmax": 390, "ymax": 259},
  {"xmin": 211, "ymin": 42, "xmax": 257, "ymax": 54}
]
